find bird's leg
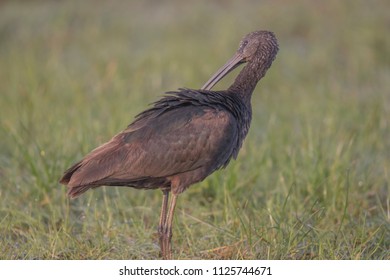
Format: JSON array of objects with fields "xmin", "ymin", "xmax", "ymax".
[
  {"xmin": 162, "ymin": 193, "xmax": 178, "ymax": 260},
  {"xmin": 158, "ymin": 189, "xmax": 170, "ymax": 257}
]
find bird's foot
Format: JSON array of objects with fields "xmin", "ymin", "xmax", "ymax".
[{"xmin": 158, "ymin": 227, "xmax": 173, "ymax": 260}]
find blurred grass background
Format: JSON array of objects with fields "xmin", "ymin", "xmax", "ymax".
[{"xmin": 0, "ymin": 0, "xmax": 389, "ymax": 259}]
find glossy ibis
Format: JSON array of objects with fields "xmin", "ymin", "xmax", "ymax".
[{"xmin": 60, "ymin": 30, "xmax": 279, "ymax": 259}]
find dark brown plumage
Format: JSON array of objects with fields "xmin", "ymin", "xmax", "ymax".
[{"xmin": 60, "ymin": 30, "xmax": 279, "ymax": 259}]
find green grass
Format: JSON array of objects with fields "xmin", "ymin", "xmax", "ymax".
[{"xmin": 0, "ymin": 0, "xmax": 389, "ymax": 259}]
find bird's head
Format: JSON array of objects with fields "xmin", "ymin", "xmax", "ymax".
[{"xmin": 202, "ymin": 30, "xmax": 279, "ymax": 90}]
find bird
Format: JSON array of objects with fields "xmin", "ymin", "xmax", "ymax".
[{"xmin": 60, "ymin": 30, "xmax": 279, "ymax": 259}]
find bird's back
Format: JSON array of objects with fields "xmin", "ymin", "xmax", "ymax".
[{"xmin": 60, "ymin": 88, "xmax": 251, "ymax": 197}]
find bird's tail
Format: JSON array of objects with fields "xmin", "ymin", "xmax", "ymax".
[
  {"xmin": 59, "ymin": 161, "xmax": 94, "ymax": 198},
  {"xmin": 67, "ymin": 184, "xmax": 95, "ymax": 198},
  {"xmin": 59, "ymin": 161, "xmax": 82, "ymax": 185}
]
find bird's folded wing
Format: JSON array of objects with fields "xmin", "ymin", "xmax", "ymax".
[{"xmin": 65, "ymin": 106, "xmax": 237, "ymax": 187}]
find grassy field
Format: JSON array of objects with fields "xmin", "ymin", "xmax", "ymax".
[{"xmin": 0, "ymin": 0, "xmax": 389, "ymax": 259}]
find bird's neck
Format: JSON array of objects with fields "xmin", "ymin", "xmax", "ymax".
[{"xmin": 228, "ymin": 57, "xmax": 272, "ymax": 104}]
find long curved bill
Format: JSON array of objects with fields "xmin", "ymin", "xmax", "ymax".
[{"xmin": 201, "ymin": 52, "xmax": 245, "ymax": 90}]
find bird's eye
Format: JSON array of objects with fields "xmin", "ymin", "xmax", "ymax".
[{"xmin": 240, "ymin": 40, "xmax": 248, "ymax": 49}]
